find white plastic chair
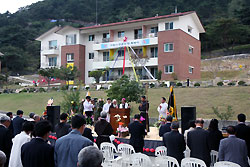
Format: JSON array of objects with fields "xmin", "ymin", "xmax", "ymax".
[
  {"xmin": 93, "ymin": 142, "xmax": 98, "ymax": 148},
  {"xmin": 184, "ymin": 147, "xmax": 190, "ymax": 158},
  {"xmin": 117, "ymin": 143, "xmax": 135, "ymax": 166},
  {"xmin": 248, "ymin": 157, "xmax": 250, "ymax": 166},
  {"xmin": 100, "ymin": 142, "xmax": 117, "ymax": 164},
  {"xmin": 130, "ymin": 153, "xmax": 153, "ymax": 167},
  {"xmin": 181, "ymin": 158, "xmax": 206, "ymax": 167},
  {"xmin": 214, "ymin": 161, "xmax": 241, "ymax": 167},
  {"xmin": 155, "ymin": 156, "xmax": 180, "ymax": 167},
  {"xmin": 155, "ymin": 146, "xmax": 167, "ymax": 157},
  {"xmin": 210, "ymin": 150, "xmax": 218, "ymax": 167}
]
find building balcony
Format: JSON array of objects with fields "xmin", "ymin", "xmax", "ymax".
[
  {"xmin": 93, "ymin": 37, "xmax": 158, "ymax": 51},
  {"xmin": 92, "ymin": 57, "xmax": 158, "ymax": 70},
  {"xmin": 41, "ymin": 46, "xmax": 60, "ymax": 55},
  {"xmin": 41, "ymin": 62, "xmax": 60, "ymax": 68}
]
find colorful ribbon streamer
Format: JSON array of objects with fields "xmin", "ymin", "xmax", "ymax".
[{"xmin": 127, "ymin": 47, "xmax": 139, "ymax": 82}]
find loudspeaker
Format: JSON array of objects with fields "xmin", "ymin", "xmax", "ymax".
[
  {"xmin": 181, "ymin": 106, "xmax": 196, "ymax": 134},
  {"xmin": 47, "ymin": 106, "xmax": 60, "ymax": 132}
]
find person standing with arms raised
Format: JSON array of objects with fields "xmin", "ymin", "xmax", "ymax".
[{"xmin": 138, "ymin": 96, "xmax": 149, "ymax": 133}]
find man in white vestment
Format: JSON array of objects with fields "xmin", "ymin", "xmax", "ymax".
[
  {"xmin": 103, "ymin": 98, "xmax": 112, "ymax": 122},
  {"xmin": 157, "ymin": 97, "xmax": 168, "ymax": 120}
]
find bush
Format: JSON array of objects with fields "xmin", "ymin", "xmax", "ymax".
[
  {"xmin": 51, "ymin": 87, "xmax": 59, "ymax": 91},
  {"xmin": 61, "ymin": 85, "xmax": 68, "ymax": 90},
  {"xmin": 238, "ymin": 81, "xmax": 246, "ymax": 86},
  {"xmin": 21, "ymin": 89, "xmax": 28, "ymax": 93},
  {"xmin": 194, "ymin": 83, "xmax": 200, "ymax": 87},
  {"xmin": 217, "ymin": 81, "xmax": 224, "ymax": 86},
  {"xmin": 39, "ymin": 88, "xmax": 46, "ymax": 92},
  {"xmin": 176, "ymin": 82, "xmax": 182, "ymax": 87},
  {"xmin": 212, "ymin": 106, "xmax": 234, "ymax": 120},
  {"xmin": 228, "ymin": 82, "xmax": 236, "ymax": 86},
  {"xmin": 29, "ymin": 88, "xmax": 36, "ymax": 92}
]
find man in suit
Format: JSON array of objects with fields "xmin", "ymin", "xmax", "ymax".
[
  {"xmin": 128, "ymin": 114, "xmax": 146, "ymax": 153},
  {"xmin": 55, "ymin": 113, "xmax": 71, "ymax": 139},
  {"xmin": 83, "ymin": 127, "xmax": 94, "ymax": 142},
  {"xmin": 0, "ymin": 115, "xmax": 12, "ymax": 167},
  {"xmin": 54, "ymin": 114, "xmax": 93, "ymax": 167},
  {"xmin": 235, "ymin": 113, "xmax": 250, "ymax": 157},
  {"xmin": 13, "ymin": 110, "xmax": 25, "ymax": 136},
  {"xmin": 6, "ymin": 112, "xmax": 14, "ymax": 138},
  {"xmin": 187, "ymin": 118, "xmax": 211, "ymax": 167},
  {"xmin": 219, "ymin": 126, "xmax": 249, "ymax": 167},
  {"xmin": 163, "ymin": 121, "xmax": 185, "ymax": 164},
  {"xmin": 159, "ymin": 115, "xmax": 172, "ymax": 137},
  {"xmin": 21, "ymin": 120, "xmax": 54, "ymax": 167}
]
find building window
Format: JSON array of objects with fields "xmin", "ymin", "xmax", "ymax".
[
  {"xmin": 164, "ymin": 65, "xmax": 174, "ymax": 74},
  {"xmin": 150, "ymin": 27, "xmax": 158, "ymax": 37},
  {"xmin": 103, "ymin": 52, "xmax": 110, "ymax": 61},
  {"xmin": 89, "ymin": 53, "xmax": 94, "ymax": 59},
  {"xmin": 103, "ymin": 33, "xmax": 110, "ymax": 42},
  {"xmin": 66, "ymin": 53, "xmax": 74, "ymax": 62},
  {"xmin": 150, "ymin": 47, "xmax": 158, "ymax": 58},
  {"xmin": 134, "ymin": 48, "xmax": 143, "ymax": 56},
  {"xmin": 189, "ymin": 66, "xmax": 194, "ymax": 74},
  {"xmin": 118, "ymin": 31, "xmax": 125, "ymax": 38},
  {"xmin": 48, "ymin": 57, "xmax": 57, "ymax": 67},
  {"xmin": 150, "ymin": 67, "xmax": 158, "ymax": 78},
  {"xmin": 66, "ymin": 34, "xmax": 76, "ymax": 45},
  {"xmin": 189, "ymin": 45, "xmax": 194, "ymax": 54},
  {"xmin": 134, "ymin": 29, "xmax": 142, "ymax": 39},
  {"xmin": 118, "ymin": 50, "xmax": 125, "ymax": 57},
  {"xmin": 188, "ymin": 26, "xmax": 193, "ymax": 33},
  {"xmin": 118, "ymin": 69, "xmax": 123, "ymax": 76},
  {"xmin": 164, "ymin": 43, "xmax": 174, "ymax": 52},
  {"xmin": 165, "ymin": 22, "xmax": 174, "ymax": 30},
  {"xmin": 49, "ymin": 40, "xmax": 57, "ymax": 49},
  {"xmin": 89, "ymin": 35, "xmax": 95, "ymax": 41}
]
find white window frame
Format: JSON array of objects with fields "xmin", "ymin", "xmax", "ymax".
[
  {"xmin": 89, "ymin": 53, "xmax": 94, "ymax": 59},
  {"xmin": 103, "ymin": 52, "xmax": 110, "ymax": 61},
  {"xmin": 49, "ymin": 40, "xmax": 57, "ymax": 49},
  {"xmin": 189, "ymin": 66, "xmax": 194, "ymax": 74},
  {"xmin": 164, "ymin": 65, "xmax": 174, "ymax": 74},
  {"xmin": 66, "ymin": 34, "xmax": 76, "ymax": 45},
  {"xmin": 189, "ymin": 45, "xmax": 194, "ymax": 54},
  {"xmin": 165, "ymin": 22, "xmax": 174, "ymax": 30},
  {"xmin": 118, "ymin": 50, "xmax": 125, "ymax": 57},
  {"xmin": 150, "ymin": 47, "xmax": 158, "ymax": 58},
  {"xmin": 48, "ymin": 57, "xmax": 57, "ymax": 67},
  {"xmin": 66, "ymin": 53, "xmax": 74, "ymax": 62},
  {"xmin": 164, "ymin": 43, "xmax": 174, "ymax": 52},
  {"xmin": 118, "ymin": 31, "xmax": 125, "ymax": 38},
  {"xmin": 89, "ymin": 35, "xmax": 95, "ymax": 41},
  {"xmin": 188, "ymin": 26, "xmax": 193, "ymax": 33},
  {"xmin": 118, "ymin": 69, "xmax": 123, "ymax": 76}
]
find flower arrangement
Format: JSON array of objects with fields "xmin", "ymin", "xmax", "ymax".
[
  {"xmin": 154, "ymin": 115, "xmax": 167, "ymax": 128},
  {"xmin": 114, "ymin": 114, "xmax": 129, "ymax": 137}
]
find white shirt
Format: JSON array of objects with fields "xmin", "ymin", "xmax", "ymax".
[
  {"xmin": 83, "ymin": 100, "xmax": 94, "ymax": 112},
  {"xmin": 103, "ymin": 103, "xmax": 111, "ymax": 122},
  {"xmin": 157, "ymin": 102, "xmax": 168, "ymax": 119},
  {"xmin": 9, "ymin": 131, "xmax": 31, "ymax": 167}
]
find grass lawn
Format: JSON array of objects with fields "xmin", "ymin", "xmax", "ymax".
[{"xmin": 0, "ymin": 87, "xmax": 249, "ymax": 120}]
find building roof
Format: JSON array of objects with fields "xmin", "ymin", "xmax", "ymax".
[
  {"xmin": 80, "ymin": 11, "xmax": 199, "ymax": 30},
  {"xmin": 36, "ymin": 26, "xmax": 62, "ymax": 41}
]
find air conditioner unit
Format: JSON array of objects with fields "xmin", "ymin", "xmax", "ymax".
[{"xmin": 149, "ymin": 33, "xmax": 155, "ymax": 38}]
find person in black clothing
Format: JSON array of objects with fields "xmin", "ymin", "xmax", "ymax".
[
  {"xmin": 138, "ymin": 96, "xmax": 149, "ymax": 132},
  {"xmin": 0, "ymin": 115, "xmax": 12, "ymax": 167},
  {"xmin": 128, "ymin": 114, "xmax": 146, "ymax": 153},
  {"xmin": 187, "ymin": 118, "xmax": 211, "ymax": 167},
  {"xmin": 13, "ymin": 110, "xmax": 25, "ymax": 136},
  {"xmin": 6, "ymin": 112, "xmax": 14, "ymax": 138},
  {"xmin": 159, "ymin": 115, "xmax": 173, "ymax": 137},
  {"xmin": 83, "ymin": 127, "xmax": 94, "ymax": 142},
  {"xmin": 235, "ymin": 113, "xmax": 250, "ymax": 157},
  {"xmin": 95, "ymin": 111, "xmax": 113, "ymax": 148},
  {"xmin": 163, "ymin": 121, "xmax": 185, "ymax": 165},
  {"xmin": 207, "ymin": 119, "xmax": 223, "ymax": 151},
  {"xmin": 55, "ymin": 113, "xmax": 71, "ymax": 139},
  {"xmin": 21, "ymin": 120, "xmax": 54, "ymax": 167}
]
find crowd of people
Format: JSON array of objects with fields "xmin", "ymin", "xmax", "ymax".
[{"xmin": 0, "ymin": 95, "xmax": 249, "ymax": 167}]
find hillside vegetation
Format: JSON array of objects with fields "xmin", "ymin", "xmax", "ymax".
[{"xmin": 0, "ymin": 0, "xmax": 250, "ymax": 74}]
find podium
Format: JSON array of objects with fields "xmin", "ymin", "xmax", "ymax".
[{"xmin": 110, "ymin": 108, "xmax": 130, "ymax": 135}]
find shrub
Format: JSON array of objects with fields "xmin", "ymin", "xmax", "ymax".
[
  {"xmin": 29, "ymin": 88, "xmax": 36, "ymax": 92},
  {"xmin": 39, "ymin": 88, "xmax": 46, "ymax": 92},
  {"xmin": 228, "ymin": 82, "xmax": 236, "ymax": 86},
  {"xmin": 194, "ymin": 83, "xmax": 200, "ymax": 87},
  {"xmin": 21, "ymin": 89, "xmax": 28, "ymax": 93},
  {"xmin": 61, "ymin": 85, "xmax": 68, "ymax": 90},
  {"xmin": 212, "ymin": 106, "xmax": 234, "ymax": 120},
  {"xmin": 51, "ymin": 87, "xmax": 59, "ymax": 91},
  {"xmin": 238, "ymin": 81, "xmax": 246, "ymax": 86},
  {"xmin": 171, "ymin": 73, "xmax": 178, "ymax": 80},
  {"xmin": 217, "ymin": 81, "xmax": 224, "ymax": 86},
  {"xmin": 176, "ymin": 82, "xmax": 182, "ymax": 87}
]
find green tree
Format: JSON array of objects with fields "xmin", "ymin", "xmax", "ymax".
[
  {"xmin": 212, "ymin": 106, "xmax": 234, "ymax": 120},
  {"xmin": 89, "ymin": 70, "xmax": 105, "ymax": 84},
  {"xmin": 60, "ymin": 87, "xmax": 81, "ymax": 114},
  {"xmin": 54, "ymin": 66, "xmax": 80, "ymax": 88},
  {"xmin": 38, "ymin": 68, "xmax": 56, "ymax": 90},
  {"xmin": 106, "ymin": 75, "xmax": 145, "ymax": 103}
]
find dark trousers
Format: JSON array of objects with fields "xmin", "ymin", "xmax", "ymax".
[
  {"xmin": 85, "ymin": 111, "xmax": 93, "ymax": 125},
  {"xmin": 140, "ymin": 112, "xmax": 149, "ymax": 132},
  {"xmin": 134, "ymin": 146, "xmax": 143, "ymax": 153}
]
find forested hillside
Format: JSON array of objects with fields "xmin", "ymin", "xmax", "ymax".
[{"xmin": 0, "ymin": 0, "xmax": 249, "ymax": 74}]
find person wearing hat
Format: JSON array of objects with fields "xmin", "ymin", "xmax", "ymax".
[
  {"xmin": 119, "ymin": 98, "xmax": 130, "ymax": 109},
  {"xmin": 0, "ymin": 115, "xmax": 12, "ymax": 167},
  {"xmin": 102, "ymin": 98, "xmax": 112, "ymax": 122},
  {"xmin": 83, "ymin": 96, "xmax": 94, "ymax": 125}
]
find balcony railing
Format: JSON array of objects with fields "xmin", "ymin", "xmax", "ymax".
[
  {"xmin": 134, "ymin": 34, "xmax": 143, "ymax": 39},
  {"xmin": 41, "ymin": 46, "xmax": 60, "ymax": 51},
  {"xmin": 102, "ymin": 38, "xmax": 110, "ymax": 43},
  {"xmin": 41, "ymin": 62, "xmax": 59, "ymax": 68}
]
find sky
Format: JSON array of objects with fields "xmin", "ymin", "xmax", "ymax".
[{"xmin": 0, "ymin": 0, "xmax": 43, "ymax": 14}]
